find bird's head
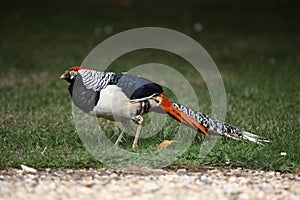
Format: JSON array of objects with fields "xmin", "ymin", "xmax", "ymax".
[{"xmin": 60, "ymin": 66, "xmax": 88, "ymax": 83}]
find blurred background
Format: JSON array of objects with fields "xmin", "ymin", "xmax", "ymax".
[{"xmin": 1, "ymin": 0, "xmax": 299, "ymax": 73}]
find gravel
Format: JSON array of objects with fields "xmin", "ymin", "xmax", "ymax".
[{"xmin": 0, "ymin": 167, "xmax": 299, "ymax": 200}]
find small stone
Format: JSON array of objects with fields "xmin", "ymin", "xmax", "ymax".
[
  {"xmin": 54, "ymin": 170, "xmax": 64, "ymax": 177},
  {"xmin": 176, "ymin": 169, "xmax": 187, "ymax": 174},
  {"xmin": 45, "ymin": 168, "xmax": 51, "ymax": 173},
  {"xmin": 40, "ymin": 174, "xmax": 47, "ymax": 179},
  {"xmin": 109, "ymin": 173, "xmax": 119, "ymax": 178},
  {"xmin": 225, "ymin": 171, "xmax": 233, "ymax": 176},
  {"xmin": 275, "ymin": 172, "xmax": 281, "ymax": 176},
  {"xmin": 149, "ymin": 185, "xmax": 161, "ymax": 192},
  {"xmin": 229, "ymin": 176, "xmax": 236, "ymax": 182},
  {"xmin": 195, "ymin": 178, "xmax": 204, "ymax": 185},
  {"xmin": 267, "ymin": 171, "xmax": 275, "ymax": 176},
  {"xmin": 259, "ymin": 170, "xmax": 265, "ymax": 174},
  {"xmin": 238, "ymin": 177, "xmax": 248, "ymax": 185},
  {"xmin": 182, "ymin": 175, "xmax": 192, "ymax": 182},
  {"xmin": 21, "ymin": 165, "xmax": 37, "ymax": 174},
  {"xmin": 238, "ymin": 193, "xmax": 250, "ymax": 200}
]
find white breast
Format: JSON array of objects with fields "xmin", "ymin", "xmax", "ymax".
[{"xmin": 89, "ymin": 85, "xmax": 136, "ymax": 121}]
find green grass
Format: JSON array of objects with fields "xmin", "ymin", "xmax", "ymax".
[{"xmin": 0, "ymin": 0, "xmax": 299, "ymax": 172}]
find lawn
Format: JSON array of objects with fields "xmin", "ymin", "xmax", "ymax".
[{"xmin": 0, "ymin": 0, "xmax": 299, "ymax": 172}]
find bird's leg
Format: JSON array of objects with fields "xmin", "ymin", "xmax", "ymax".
[
  {"xmin": 132, "ymin": 115, "xmax": 144, "ymax": 149},
  {"xmin": 114, "ymin": 121, "xmax": 129, "ymax": 147}
]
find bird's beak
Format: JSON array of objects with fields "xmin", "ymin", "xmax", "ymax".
[{"xmin": 60, "ymin": 73, "xmax": 68, "ymax": 80}]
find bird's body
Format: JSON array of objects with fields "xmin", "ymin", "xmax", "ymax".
[
  {"xmin": 61, "ymin": 66, "xmax": 268, "ymax": 148},
  {"xmin": 67, "ymin": 68, "xmax": 163, "ymax": 122}
]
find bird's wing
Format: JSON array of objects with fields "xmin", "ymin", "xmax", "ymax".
[{"xmin": 116, "ymin": 74, "xmax": 163, "ymax": 100}]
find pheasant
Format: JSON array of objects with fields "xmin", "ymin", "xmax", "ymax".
[{"xmin": 60, "ymin": 66, "xmax": 269, "ymax": 149}]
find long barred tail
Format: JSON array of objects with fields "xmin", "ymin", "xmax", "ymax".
[
  {"xmin": 160, "ymin": 94, "xmax": 208, "ymax": 136},
  {"xmin": 159, "ymin": 94, "xmax": 269, "ymax": 145}
]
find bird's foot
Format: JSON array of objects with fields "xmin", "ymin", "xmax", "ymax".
[{"xmin": 132, "ymin": 143, "xmax": 138, "ymax": 149}]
